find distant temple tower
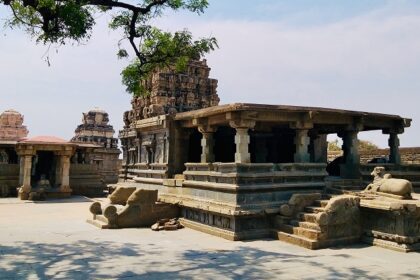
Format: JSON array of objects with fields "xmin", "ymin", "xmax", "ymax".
[
  {"xmin": 71, "ymin": 108, "xmax": 120, "ymax": 185},
  {"xmin": 0, "ymin": 109, "xmax": 29, "ymax": 141},
  {"xmin": 123, "ymin": 59, "xmax": 219, "ymax": 128},
  {"xmin": 72, "ymin": 108, "xmax": 118, "ymax": 148}
]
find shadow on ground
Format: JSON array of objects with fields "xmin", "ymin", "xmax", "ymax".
[{"xmin": 0, "ymin": 240, "xmax": 415, "ymax": 279}]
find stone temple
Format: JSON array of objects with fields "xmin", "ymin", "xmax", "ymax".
[
  {"xmin": 92, "ymin": 58, "xmax": 420, "ymax": 252},
  {"xmin": 0, "ymin": 108, "xmax": 119, "ymax": 198}
]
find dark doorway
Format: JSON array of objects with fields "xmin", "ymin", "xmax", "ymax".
[
  {"xmin": 32, "ymin": 151, "xmax": 57, "ymax": 187},
  {"xmin": 266, "ymin": 128, "xmax": 295, "ymax": 163},
  {"xmin": 187, "ymin": 129, "xmax": 202, "ymax": 163},
  {"xmin": 214, "ymin": 126, "xmax": 236, "ymax": 162}
]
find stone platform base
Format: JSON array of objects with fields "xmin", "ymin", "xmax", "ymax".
[
  {"xmin": 45, "ymin": 191, "xmax": 72, "ymax": 199},
  {"xmin": 18, "ymin": 189, "xmax": 72, "ymax": 200},
  {"xmin": 362, "ymin": 236, "xmax": 420, "ymax": 252},
  {"xmin": 179, "ymin": 218, "xmax": 270, "ymax": 241}
]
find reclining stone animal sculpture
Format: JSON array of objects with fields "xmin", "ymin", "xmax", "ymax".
[
  {"xmin": 89, "ymin": 187, "xmax": 179, "ymax": 228},
  {"xmin": 364, "ymin": 166, "xmax": 413, "ymax": 198}
]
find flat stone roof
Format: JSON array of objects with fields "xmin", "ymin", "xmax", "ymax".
[
  {"xmin": 20, "ymin": 135, "xmax": 73, "ymax": 145},
  {"xmin": 175, "ymin": 103, "xmax": 408, "ymax": 121},
  {"xmin": 174, "ymin": 103, "xmax": 410, "ymax": 133}
]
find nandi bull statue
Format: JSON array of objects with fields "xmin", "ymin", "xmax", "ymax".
[{"xmin": 364, "ymin": 166, "xmax": 413, "ymax": 199}]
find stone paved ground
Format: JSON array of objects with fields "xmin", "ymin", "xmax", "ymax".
[{"xmin": 0, "ymin": 197, "xmax": 419, "ymax": 280}]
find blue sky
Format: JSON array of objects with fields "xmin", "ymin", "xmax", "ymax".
[{"xmin": 1, "ymin": 1, "xmax": 420, "ymax": 148}]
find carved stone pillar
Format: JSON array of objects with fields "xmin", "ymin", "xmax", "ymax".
[
  {"xmin": 136, "ymin": 139, "xmax": 142, "ymax": 164},
  {"xmin": 201, "ymin": 132, "xmax": 215, "ymax": 163},
  {"xmin": 55, "ymin": 156, "xmax": 62, "ymax": 187},
  {"xmin": 198, "ymin": 126, "xmax": 216, "ymax": 163},
  {"xmin": 310, "ymin": 134, "xmax": 328, "ymax": 163},
  {"xmin": 339, "ymin": 130, "xmax": 361, "ymax": 179},
  {"xmin": 229, "ymin": 120, "xmax": 255, "ymax": 164},
  {"xmin": 388, "ymin": 133, "xmax": 401, "ymax": 165},
  {"xmin": 60, "ymin": 155, "xmax": 72, "ymax": 192},
  {"xmin": 294, "ymin": 129, "xmax": 310, "ymax": 163},
  {"xmin": 18, "ymin": 156, "xmax": 24, "ymax": 186},
  {"xmin": 234, "ymin": 128, "xmax": 251, "ymax": 163},
  {"xmin": 18, "ymin": 155, "xmax": 33, "ymax": 200}
]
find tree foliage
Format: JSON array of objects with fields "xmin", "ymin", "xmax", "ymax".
[
  {"xmin": 328, "ymin": 139, "xmax": 380, "ymax": 151},
  {"xmin": 1, "ymin": 0, "xmax": 218, "ymax": 95}
]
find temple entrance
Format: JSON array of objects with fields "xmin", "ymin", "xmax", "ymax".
[
  {"xmin": 187, "ymin": 129, "xmax": 202, "ymax": 163},
  {"xmin": 214, "ymin": 126, "xmax": 235, "ymax": 162},
  {"xmin": 260, "ymin": 128, "xmax": 294, "ymax": 163},
  {"xmin": 31, "ymin": 151, "xmax": 57, "ymax": 187}
]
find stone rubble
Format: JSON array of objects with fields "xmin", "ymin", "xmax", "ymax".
[{"xmin": 151, "ymin": 218, "xmax": 184, "ymax": 231}]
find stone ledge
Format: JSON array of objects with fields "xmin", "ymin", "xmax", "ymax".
[{"xmin": 180, "ymin": 218, "xmax": 270, "ymax": 241}]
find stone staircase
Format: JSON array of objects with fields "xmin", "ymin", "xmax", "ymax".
[{"xmin": 273, "ymin": 195, "xmax": 361, "ymax": 249}]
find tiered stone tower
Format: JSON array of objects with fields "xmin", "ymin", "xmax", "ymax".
[
  {"xmin": 72, "ymin": 108, "xmax": 118, "ymax": 148},
  {"xmin": 71, "ymin": 108, "xmax": 120, "ymax": 186},
  {"xmin": 123, "ymin": 59, "xmax": 219, "ymax": 128},
  {"xmin": 0, "ymin": 109, "xmax": 29, "ymax": 141}
]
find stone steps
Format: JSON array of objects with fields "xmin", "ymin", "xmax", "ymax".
[
  {"xmin": 277, "ymin": 223, "xmax": 322, "ymax": 240},
  {"xmin": 304, "ymin": 206, "xmax": 325, "ymax": 213},
  {"xmin": 297, "ymin": 212, "xmax": 318, "ymax": 223},
  {"xmin": 274, "ymin": 231, "xmax": 320, "ymax": 250},
  {"xmin": 274, "ymin": 194, "xmax": 363, "ymax": 250},
  {"xmin": 312, "ymin": 199, "xmax": 329, "ymax": 207},
  {"xmin": 290, "ymin": 220, "xmax": 321, "ymax": 231},
  {"xmin": 274, "ymin": 196, "xmax": 330, "ymax": 249}
]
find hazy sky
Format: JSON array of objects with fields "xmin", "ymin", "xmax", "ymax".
[{"xmin": 1, "ymin": 0, "xmax": 420, "ymax": 148}]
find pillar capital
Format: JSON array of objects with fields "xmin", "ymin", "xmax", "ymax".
[
  {"xmin": 197, "ymin": 125, "xmax": 217, "ymax": 134},
  {"xmin": 382, "ymin": 127, "xmax": 404, "ymax": 135},
  {"xmin": 290, "ymin": 122, "xmax": 313, "ymax": 130},
  {"xmin": 229, "ymin": 120, "xmax": 256, "ymax": 129}
]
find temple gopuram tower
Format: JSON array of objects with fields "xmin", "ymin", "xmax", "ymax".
[
  {"xmin": 71, "ymin": 108, "xmax": 120, "ymax": 184},
  {"xmin": 0, "ymin": 109, "xmax": 28, "ymax": 141},
  {"xmin": 72, "ymin": 108, "xmax": 118, "ymax": 148},
  {"xmin": 123, "ymin": 59, "xmax": 219, "ymax": 128},
  {"xmin": 119, "ymin": 59, "xmax": 219, "ymax": 173}
]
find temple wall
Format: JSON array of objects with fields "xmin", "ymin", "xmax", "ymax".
[
  {"xmin": 69, "ymin": 164, "xmax": 105, "ymax": 197},
  {"xmin": 0, "ymin": 164, "xmax": 19, "ymax": 197},
  {"xmin": 328, "ymin": 147, "xmax": 420, "ymax": 164},
  {"xmin": 90, "ymin": 148, "xmax": 120, "ymax": 184}
]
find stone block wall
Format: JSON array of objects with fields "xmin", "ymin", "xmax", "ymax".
[
  {"xmin": 70, "ymin": 164, "xmax": 105, "ymax": 197},
  {"xmin": 0, "ymin": 164, "xmax": 19, "ymax": 197},
  {"xmin": 328, "ymin": 147, "xmax": 420, "ymax": 164}
]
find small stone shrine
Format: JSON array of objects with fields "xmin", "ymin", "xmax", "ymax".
[
  {"xmin": 0, "ymin": 108, "xmax": 120, "ymax": 199},
  {"xmin": 111, "ymin": 58, "xmax": 420, "ymax": 252}
]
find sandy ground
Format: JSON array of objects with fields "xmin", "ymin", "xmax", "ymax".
[{"xmin": 0, "ymin": 196, "xmax": 419, "ymax": 280}]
